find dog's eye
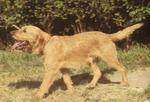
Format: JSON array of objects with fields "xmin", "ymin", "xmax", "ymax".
[
  {"xmin": 23, "ymin": 29, "xmax": 26, "ymax": 32},
  {"xmin": 22, "ymin": 28, "xmax": 27, "ymax": 33}
]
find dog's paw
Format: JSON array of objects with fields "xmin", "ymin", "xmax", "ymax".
[
  {"xmin": 37, "ymin": 91, "xmax": 47, "ymax": 98},
  {"xmin": 120, "ymin": 82, "xmax": 129, "ymax": 86},
  {"xmin": 65, "ymin": 88, "xmax": 74, "ymax": 95},
  {"xmin": 86, "ymin": 83, "xmax": 96, "ymax": 89}
]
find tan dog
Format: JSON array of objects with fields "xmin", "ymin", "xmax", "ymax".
[{"xmin": 11, "ymin": 23, "xmax": 143, "ymax": 98}]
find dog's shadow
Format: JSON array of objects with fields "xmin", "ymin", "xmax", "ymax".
[{"xmin": 8, "ymin": 69, "xmax": 120, "ymax": 94}]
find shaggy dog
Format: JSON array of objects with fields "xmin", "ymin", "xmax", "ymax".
[{"xmin": 11, "ymin": 23, "xmax": 143, "ymax": 98}]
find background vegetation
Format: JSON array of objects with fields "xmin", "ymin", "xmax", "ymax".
[
  {"xmin": 0, "ymin": 0, "xmax": 150, "ymax": 48},
  {"xmin": 1, "ymin": 0, "xmax": 150, "ymax": 31}
]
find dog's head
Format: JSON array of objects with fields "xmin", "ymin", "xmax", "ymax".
[
  {"xmin": 11, "ymin": 25, "xmax": 50, "ymax": 54},
  {"xmin": 11, "ymin": 25, "xmax": 42, "ymax": 43}
]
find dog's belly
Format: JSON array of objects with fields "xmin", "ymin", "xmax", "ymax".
[{"xmin": 63, "ymin": 60, "xmax": 90, "ymax": 69}]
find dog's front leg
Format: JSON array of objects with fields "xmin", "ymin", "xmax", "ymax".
[
  {"xmin": 37, "ymin": 67, "xmax": 59, "ymax": 98},
  {"xmin": 86, "ymin": 57, "xmax": 102, "ymax": 88},
  {"xmin": 61, "ymin": 68, "xmax": 74, "ymax": 94}
]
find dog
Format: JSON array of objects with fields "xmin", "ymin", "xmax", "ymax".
[{"xmin": 11, "ymin": 23, "xmax": 143, "ymax": 98}]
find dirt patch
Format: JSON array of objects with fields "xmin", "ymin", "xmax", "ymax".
[
  {"xmin": 39, "ymin": 68, "xmax": 150, "ymax": 102},
  {"xmin": 0, "ymin": 67, "xmax": 150, "ymax": 102},
  {"xmin": 108, "ymin": 67, "xmax": 150, "ymax": 89},
  {"xmin": 41, "ymin": 84, "xmax": 147, "ymax": 102}
]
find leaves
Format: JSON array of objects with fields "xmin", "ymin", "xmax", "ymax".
[{"xmin": 0, "ymin": 0, "xmax": 149, "ymax": 33}]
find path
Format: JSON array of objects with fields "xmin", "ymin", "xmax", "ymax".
[{"xmin": 108, "ymin": 67, "xmax": 150, "ymax": 89}]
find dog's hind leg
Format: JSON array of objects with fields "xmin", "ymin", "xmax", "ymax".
[
  {"xmin": 109, "ymin": 61, "xmax": 128, "ymax": 86},
  {"xmin": 100, "ymin": 51, "xmax": 129, "ymax": 86},
  {"xmin": 61, "ymin": 68, "xmax": 74, "ymax": 94},
  {"xmin": 86, "ymin": 57, "xmax": 102, "ymax": 88}
]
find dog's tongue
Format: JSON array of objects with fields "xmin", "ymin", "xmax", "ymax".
[{"xmin": 11, "ymin": 41, "xmax": 27, "ymax": 49}]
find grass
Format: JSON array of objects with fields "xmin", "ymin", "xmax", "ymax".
[
  {"xmin": 118, "ymin": 44, "xmax": 150, "ymax": 70},
  {"xmin": 144, "ymin": 85, "xmax": 150, "ymax": 99},
  {"xmin": 0, "ymin": 44, "xmax": 149, "ymax": 102},
  {"xmin": 0, "ymin": 50, "xmax": 42, "ymax": 68},
  {"xmin": 0, "ymin": 51, "xmax": 44, "ymax": 102}
]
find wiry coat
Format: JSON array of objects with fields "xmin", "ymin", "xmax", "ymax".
[{"xmin": 11, "ymin": 23, "xmax": 143, "ymax": 98}]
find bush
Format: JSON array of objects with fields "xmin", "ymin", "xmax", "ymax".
[
  {"xmin": 1, "ymin": 0, "xmax": 150, "ymax": 34},
  {"xmin": 0, "ymin": 0, "xmax": 149, "ymax": 48}
]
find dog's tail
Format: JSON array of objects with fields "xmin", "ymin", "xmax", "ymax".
[{"xmin": 108, "ymin": 23, "xmax": 144, "ymax": 42}]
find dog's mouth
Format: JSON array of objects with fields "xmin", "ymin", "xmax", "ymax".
[{"xmin": 11, "ymin": 40, "xmax": 30, "ymax": 50}]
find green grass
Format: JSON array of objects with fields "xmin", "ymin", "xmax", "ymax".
[
  {"xmin": 0, "ymin": 50, "xmax": 43, "ymax": 75},
  {"xmin": 144, "ymin": 85, "xmax": 150, "ymax": 99},
  {"xmin": 0, "ymin": 50, "xmax": 44, "ymax": 82},
  {"xmin": 0, "ymin": 51, "xmax": 44, "ymax": 102},
  {"xmin": 118, "ymin": 44, "xmax": 150, "ymax": 70},
  {"xmin": 0, "ymin": 50, "xmax": 42, "ymax": 68}
]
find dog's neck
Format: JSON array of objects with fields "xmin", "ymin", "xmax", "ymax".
[
  {"xmin": 42, "ymin": 31, "xmax": 51, "ymax": 43},
  {"xmin": 32, "ymin": 31, "xmax": 51, "ymax": 55}
]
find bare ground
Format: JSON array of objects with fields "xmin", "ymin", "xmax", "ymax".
[
  {"xmin": 108, "ymin": 67, "xmax": 150, "ymax": 89},
  {"xmin": 0, "ymin": 67, "xmax": 150, "ymax": 102}
]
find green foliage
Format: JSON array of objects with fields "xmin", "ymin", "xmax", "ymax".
[
  {"xmin": 125, "ymin": 0, "xmax": 150, "ymax": 23},
  {"xmin": 0, "ymin": 0, "xmax": 150, "ymax": 33}
]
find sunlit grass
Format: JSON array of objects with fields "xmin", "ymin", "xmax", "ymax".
[
  {"xmin": 118, "ymin": 44, "xmax": 150, "ymax": 70},
  {"xmin": 0, "ymin": 50, "xmax": 42, "ymax": 68},
  {"xmin": 144, "ymin": 85, "xmax": 150, "ymax": 99}
]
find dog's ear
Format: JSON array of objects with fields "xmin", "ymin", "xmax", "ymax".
[{"xmin": 32, "ymin": 34, "xmax": 45, "ymax": 55}]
